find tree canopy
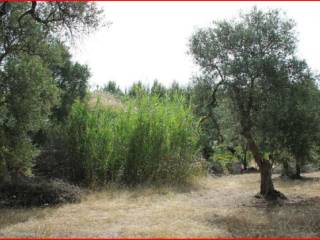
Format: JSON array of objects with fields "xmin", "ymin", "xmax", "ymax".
[
  {"xmin": 190, "ymin": 7, "xmax": 320, "ymax": 199},
  {"xmin": 0, "ymin": 2, "xmax": 102, "ymax": 65},
  {"xmin": 0, "ymin": 2, "xmax": 102, "ymax": 182}
]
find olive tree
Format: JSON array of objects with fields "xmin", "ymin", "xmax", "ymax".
[
  {"xmin": 190, "ymin": 7, "xmax": 310, "ymax": 199},
  {"xmin": 280, "ymin": 73, "xmax": 320, "ymax": 178}
]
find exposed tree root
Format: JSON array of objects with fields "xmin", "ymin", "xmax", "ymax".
[{"xmin": 255, "ymin": 190, "xmax": 287, "ymax": 201}]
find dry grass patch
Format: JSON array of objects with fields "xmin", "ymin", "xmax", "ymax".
[
  {"xmin": 88, "ymin": 91, "xmax": 123, "ymax": 109},
  {"xmin": 1, "ymin": 172, "xmax": 319, "ymax": 238}
]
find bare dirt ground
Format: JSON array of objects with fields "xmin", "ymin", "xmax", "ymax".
[{"xmin": 1, "ymin": 172, "xmax": 319, "ymax": 238}]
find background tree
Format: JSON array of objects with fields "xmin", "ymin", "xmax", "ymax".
[
  {"xmin": 49, "ymin": 43, "xmax": 91, "ymax": 122},
  {"xmin": 280, "ymin": 72, "xmax": 320, "ymax": 178},
  {"xmin": 191, "ymin": 76, "xmax": 221, "ymax": 160},
  {"xmin": 31, "ymin": 41, "xmax": 91, "ymax": 150},
  {"xmin": 168, "ymin": 81, "xmax": 180, "ymax": 95},
  {"xmin": 151, "ymin": 79, "xmax": 166, "ymax": 98},
  {"xmin": 103, "ymin": 80, "xmax": 123, "ymax": 96},
  {"xmin": 255, "ymin": 59, "xmax": 320, "ymax": 179},
  {"xmin": 128, "ymin": 81, "xmax": 149, "ymax": 98}
]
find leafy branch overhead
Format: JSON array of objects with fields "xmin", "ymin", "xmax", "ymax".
[{"xmin": 0, "ymin": 1, "xmax": 103, "ymax": 64}]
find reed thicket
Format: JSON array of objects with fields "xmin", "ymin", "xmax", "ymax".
[{"xmin": 65, "ymin": 95, "xmax": 200, "ymax": 185}]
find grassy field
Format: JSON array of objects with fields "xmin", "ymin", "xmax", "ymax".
[{"xmin": 1, "ymin": 172, "xmax": 319, "ymax": 238}]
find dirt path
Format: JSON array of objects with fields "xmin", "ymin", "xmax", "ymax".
[{"xmin": 1, "ymin": 172, "xmax": 319, "ymax": 238}]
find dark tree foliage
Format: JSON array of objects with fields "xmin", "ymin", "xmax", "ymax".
[
  {"xmin": 50, "ymin": 44, "xmax": 90, "ymax": 122},
  {"xmin": 0, "ymin": 2, "xmax": 102, "ymax": 183},
  {"xmin": 0, "ymin": 2, "xmax": 102, "ymax": 64},
  {"xmin": 0, "ymin": 55, "xmax": 58, "ymax": 181},
  {"xmin": 191, "ymin": 76, "xmax": 221, "ymax": 160},
  {"xmin": 280, "ymin": 75, "xmax": 320, "ymax": 178}
]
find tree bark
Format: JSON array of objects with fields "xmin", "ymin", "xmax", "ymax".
[
  {"xmin": 242, "ymin": 144, "xmax": 248, "ymax": 170},
  {"xmin": 281, "ymin": 159, "xmax": 291, "ymax": 178},
  {"xmin": 242, "ymin": 131, "xmax": 286, "ymax": 200},
  {"xmin": 295, "ymin": 161, "xmax": 302, "ymax": 179},
  {"xmin": 260, "ymin": 159, "xmax": 275, "ymax": 195},
  {"xmin": 0, "ymin": 159, "xmax": 11, "ymax": 184}
]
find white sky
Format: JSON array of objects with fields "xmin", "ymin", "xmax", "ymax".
[{"xmin": 72, "ymin": 2, "xmax": 320, "ymax": 90}]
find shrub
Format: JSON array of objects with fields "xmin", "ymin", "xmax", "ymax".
[
  {"xmin": 209, "ymin": 160, "xmax": 225, "ymax": 175},
  {"xmin": 34, "ymin": 125, "xmax": 73, "ymax": 181},
  {"xmin": 210, "ymin": 145, "xmax": 239, "ymax": 174},
  {"xmin": 0, "ymin": 177, "xmax": 81, "ymax": 207},
  {"xmin": 64, "ymin": 95, "xmax": 199, "ymax": 185}
]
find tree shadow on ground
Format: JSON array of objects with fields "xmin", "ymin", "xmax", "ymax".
[
  {"xmin": 274, "ymin": 175, "xmax": 320, "ymax": 182},
  {"xmin": 207, "ymin": 196, "xmax": 320, "ymax": 238}
]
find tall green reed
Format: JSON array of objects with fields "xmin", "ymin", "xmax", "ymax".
[{"xmin": 66, "ymin": 95, "xmax": 199, "ymax": 185}]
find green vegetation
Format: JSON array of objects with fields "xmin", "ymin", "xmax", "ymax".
[
  {"xmin": 190, "ymin": 7, "xmax": 320, "ymax": 199},
  {"xmin": 64, "ymin": 96, "xmax": 199, "ymax": 185},
  {"xmin": 0, "ymin": 2, "xmax": 101, "ymax": 185},
  {"xmin": 0, "ymin": 55, "xmax": 58, "ymax": 181},
  {"xmin": 0, "ymin": 2, "xmax": 320, "ymax": 212}
]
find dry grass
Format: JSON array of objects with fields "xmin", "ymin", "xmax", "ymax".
[
  {"xmin": 1, "ymin": 172, "xmax": 320, "ymax": 238},
  {"xmin": 88, "ymin": 91, "xmax": 123, "ymax": 109}
]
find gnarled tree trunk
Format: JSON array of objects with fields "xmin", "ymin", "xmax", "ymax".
[
  {"xmin": 260, "ymin": 159, "xmax": 274, "ymax": 195},
  {"xmin": 243, "ymin": 131, "xmax": 286, "ymax": 200},
  {"xmin": 0, "ymin": 159, "xmax": 11, "ymax": 184},
  {"xmin": 295, "ymin": 161, "xmax": 302, "ymax": 179},
  {"xmin": 242, "ymin": 144, "xmax": 248, "ymax": 170},
  {"xmin": 282, "ymin": 159, "xmax": 290, "ymax": 177}
]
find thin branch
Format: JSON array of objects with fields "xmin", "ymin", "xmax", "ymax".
[
  {"xmin": 18, "ymin": 2, "xmax": 63, "ymax": 28},
  {"xmin": 198, "ymin": 63, "xmax": 226, "ymax": 143}
]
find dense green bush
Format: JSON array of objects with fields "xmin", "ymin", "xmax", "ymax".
[
  {"xmin": 0, "ymin": 56, "xmax": 58, "ymax": 182},
  {"xmin": 64, "ymin": 96, "xmax": 200, "ymax": 185},
  {"xmin": 0, "ymin": 177, "xmax": 81, "ymax": 207},
  {"xmin": 34, "ymin": 125, "xmax": 73, "ymax": 181},
  {"xmin": 209, "ymin": 145, "xmax": 245, "ymax": 174},
  {"xmin": 208, "ymin": 160, "xmax": 224, "ymax": 175}
]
